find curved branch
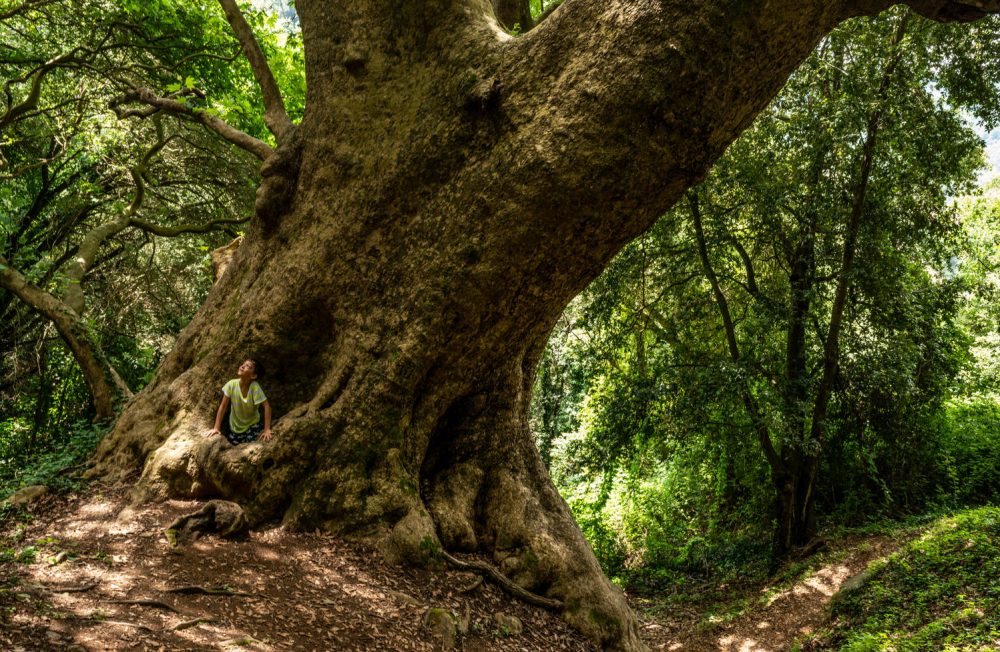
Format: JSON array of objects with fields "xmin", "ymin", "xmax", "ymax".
[
  {"xmin": 0, "ymin": 50, "xmax": 79, "ymax": 131},
  {"xmin": 0, "ymin": 255, "xmax": 121, "ymax": 420},
  {"xmin": 0, "ymin": 0, "xmax": 60, "ymax": 21},
  {"xmin": 111, "ymin": 87, "xmax": 274, "ymax": 161},
  {"xmin": 128, "ymin": 215, "xmax": 249, "ymax": 237},
  {"xmin": 62, "ymin": 120, "xmax": 172, "ymax": 314},
  {"xmin": 216, "ymin": 0, "xmax": 294, "ymax": 143}
]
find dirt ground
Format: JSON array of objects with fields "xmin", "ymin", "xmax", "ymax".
[
  {"xmin": 1, "ymin": 486, "xmax": 903, "ymax": 651},
  {"xmin": 0, "ymin": 485, "xmax": 592, "ymax": 651},
  {"xmin": 636, "ymin": 535, "xmax": 902, "ymax": 651}
]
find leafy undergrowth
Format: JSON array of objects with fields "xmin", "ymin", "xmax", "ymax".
[
  {"xmin": 0, "ymin": 420, "xmax": 107, "ymax": 499},
  {"xmin": 807, "ymin": 506, "xmax": 1000, "ymax": 651}
]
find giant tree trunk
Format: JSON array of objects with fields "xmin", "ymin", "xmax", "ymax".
[{"xmin": 90, "ymin": 0, "xmax": 1000, "ymax": 648}]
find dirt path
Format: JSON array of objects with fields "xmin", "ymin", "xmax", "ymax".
[
  {"xmin": 1, "ymin": 486, "xmax": 591, "ymax": 652},
  {"xmin": 638, "ymin": 536, "xmax": 903, "ymax": 651}
]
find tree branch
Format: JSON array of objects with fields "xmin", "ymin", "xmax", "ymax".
[
  {"xmin": 0, "ymin": 51, "xmax": 78, "ymax": 131},
  {"xmin": 809, "ymin": 12, "xmax": 911, "ymax": 447},
  {"xmin": 690, "ymin": 191, "xmax": 783, "ymax": 476},
  {"xmin": 128, "ymin": 215, "xmax": 249, "ymax": 237},
  {"xmin": 216, "ymin": 0, "xmax": 294, "ymax": 142},
  {"xmin": 111, "ymin": 87, "xmax": 274, "ymax": 160},
  {"xmin": 62, "ymin": 120, "xmax": 173, "ymax": 314},
  {"xmin": 0, "ymin": 0, "xmax": 60, "ymax": 22},
  {"xmin": 0, "ymin": 255, "xmax": 123, "ymax": 419}
]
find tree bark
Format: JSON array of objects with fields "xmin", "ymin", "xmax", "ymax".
[{"xmin": 90, "ymin": 1, "xmax": 1000, "ymax": 649}]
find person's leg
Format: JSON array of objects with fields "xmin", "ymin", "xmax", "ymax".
[
  {"xmin": 228, "ymin": 423, "xmax": 263, "ymax": 445},
  {"xmin": 221, "ymin": 418, "xmax": 238, "ymax": 445}
]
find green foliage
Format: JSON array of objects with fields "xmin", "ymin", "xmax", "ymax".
[
  {"xmin": 820, "ymin": 507, "xmax": 1000, "ymax": 650},
  {"xmin": 535, "ymin": 10, "xmax": 1000, "ymax": 583},
  {"xmin": 0, "ymin": 419, "xmax": 108, "ymax": 502},
  {"xmin": 932, "ymin": 399, "xmax": 1000, "ymax": 507},
  {"xmin": 0, "ymin": 0, "xmax": 298, "ymax": 434}
]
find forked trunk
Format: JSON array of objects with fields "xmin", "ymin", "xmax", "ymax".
[{"xmin": 773, "ymin": 456, "xmax": 819, "ymax": 558}]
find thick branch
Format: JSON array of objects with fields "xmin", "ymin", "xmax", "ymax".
[
  {"xmin": 0, "ymin": 51, "xmax": 77, "ymax": 132},
  {"xmin": 62, "ymin": 125, "xmax": 173, "ymax": 314},
  {"xmin": 129, "ymin": 216, "xmax": 248, "ymax": 237},
  {"xmin": 0, "ymin": 0, "xmax": 60, "ymax": 21},
  {"xmin": 216, "ymin": 0, "xmax": 294, "ymax": 142}
]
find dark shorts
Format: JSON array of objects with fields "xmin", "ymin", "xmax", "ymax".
[{"xmin": 225, "ymin": 423, "xmax": 263, "ymax": 445}]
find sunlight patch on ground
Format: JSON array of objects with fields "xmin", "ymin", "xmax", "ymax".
[
  {"xmin": 717, "ymin": 635, "xmax": 768, "ymax": 651},
  {"xmin": 765, "ymin": 563, "xmax": 851, "ymax": 606}
]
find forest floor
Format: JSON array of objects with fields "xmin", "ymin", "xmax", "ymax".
[
  {"xmin": 634, "ymin": 533, "xmax": 907, "ymax": 651},
  {"xmin": 1, "ymin": 484, "xmax": 909, "ymax": 652}
]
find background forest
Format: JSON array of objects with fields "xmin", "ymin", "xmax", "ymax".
[
  {"xmin": 529, "ymin": 8, "xmax": 1000, "ymax": 586},
  {"xmin": 2, "ymin": 0, "xmax": 1000, "ymax": 645}
]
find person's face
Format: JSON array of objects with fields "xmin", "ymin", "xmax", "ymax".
[{"xmin": 238, "ymin": 359, "xmax": 256, "ymax": 378}]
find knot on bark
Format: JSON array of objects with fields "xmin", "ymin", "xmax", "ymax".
[
  {"xmin": 462, "ymin": 76, "xmax": 502, "ymax": 112},
  {"xmin": 164, "ymin": 499, "xmax": 249, "ymax": 547},
  {"xmin": 255, "ymin": 133, "xmax": 303, "ymax": 231}
]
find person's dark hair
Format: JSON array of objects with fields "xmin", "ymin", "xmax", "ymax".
[{"xmin": 248, "ymin": 357, "xmax": 264, "ymax": 379}]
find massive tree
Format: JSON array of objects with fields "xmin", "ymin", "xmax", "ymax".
[{"xmin": 91, "ymin": 0, "xmax": 1000, "ymax": 648}]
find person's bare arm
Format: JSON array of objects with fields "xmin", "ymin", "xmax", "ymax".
[
  {"xmin": 261, "ymin": 400, "xmax": 273, "ymax": 441},
  {"xmin": 210, "ymin": 395, "xmax": 230, "ymax": 435}
]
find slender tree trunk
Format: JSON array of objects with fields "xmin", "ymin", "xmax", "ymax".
[
  {"xmin": 30, "ymin": 336, "xmax": 52, "ymax": 448},
  {"xmin": 774, "ymin": 198, "xmax": 818, "ymax": 557},
  {"xmin": 0, "ymin": 259, "xmax": 121, "ymax": 421},
  {"xmin": 797, "ymin": 14, "xmax": 910, "ymax": 546}
]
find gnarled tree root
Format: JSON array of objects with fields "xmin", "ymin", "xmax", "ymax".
[
  {"xmin": 163, "ymin": 500, "xmax": 249, "ymax": 547},
  {"xmin": 165, "ymin": 585, "xmax": 254, "ymax": 597},
  {"xmin": 105, "ymin": 598, "xmax": 181, "ymax": 613},
  {"xmin": 442, "ymin": 550, "xmax": 562, "ymax": 610}
]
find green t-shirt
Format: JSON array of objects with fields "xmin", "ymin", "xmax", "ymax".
[{"xmin": 222, "ymin": 379, "xmax": 267, "ymax": 433}]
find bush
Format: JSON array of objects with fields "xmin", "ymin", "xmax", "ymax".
[
  {"xmin": 934, "ymin": 399, "xmax": 1000, "ymax": 506},
  {"xmin": 0, "ymin": 419, "xmax": 107, "ymax": 501}
]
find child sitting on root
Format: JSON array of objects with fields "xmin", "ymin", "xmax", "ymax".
[{"xmin": 209, "ymin": 357, "xmax": 273, "ymax": 444}]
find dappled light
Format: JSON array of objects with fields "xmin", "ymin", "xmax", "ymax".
[
  {"xmin": 3, "ymin": 0, "xmax": 1000, "ymax": 650},
  {"xmin": 641, "ymin": 537, "xmax": 902, "ymax": 651},
  {"xmin": 1, "ymin": 487, "xmax": 592, "ymax": 650}
]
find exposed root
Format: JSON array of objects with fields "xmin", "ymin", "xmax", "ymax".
[
  {"xmin": 164, "ymin": 500, "xmax": 249, "ymax": 547},
  {"xmin": 105, "ymin": 598, "xmax": 181, "ymax": 613},
  {"xmin": 47, "ymin": 582, "xmax": 99, "ymax": 593},
  {"xmin": 172, "ymin": 616, "xmax": 218, "ymax": 630},
  {"xmin": 457, "ymin": 575, "xmax": 483, "ymax": 593},
  {"xmin": 791, "ymin": 537, "xmax": 829, "ymax": 560},
  {"xmin": 442, "ymin": 550, "xmax": 563, "ymax": 610},
  {"xmin": 97, "ymin": 620, "xmax": 155, "ymax": 633},
  {"xmin": 165, "ymin": 585, "xmax": 254, "ymax": 597}
]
